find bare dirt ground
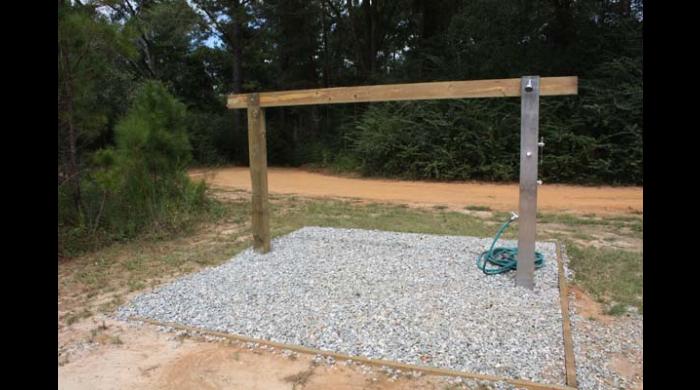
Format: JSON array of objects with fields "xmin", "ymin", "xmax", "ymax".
[
  {"xmin": 59, "ymin": 315, "xmax": 480, "ymax": 390},
  {"xmin": 189, "ymin": 167, "xmax": 643, "ymax": 215}
]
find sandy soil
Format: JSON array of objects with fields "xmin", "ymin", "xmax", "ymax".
[
  {"xmin": 58, "ymin": 316, "xmax": 474, "ymax": 390},
  {"xmin": 190, "ymin": 167, "xmax": 643, "ymax": 215}
]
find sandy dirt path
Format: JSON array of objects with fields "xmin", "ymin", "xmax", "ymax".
[{"xmin": 190, "ymin": 167, "xmax": 642, "ymax": 215}]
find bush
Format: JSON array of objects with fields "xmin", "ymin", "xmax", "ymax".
[
  {"xmin": 59, "ymin": 80, "xmax": 212, "ymax": 255},
  {"xmin": 346, "ymin": 57, "xmax": 642, "ymax": 185},
  {"xmin": 347, "ymin": 99, "xmax": 521, "ymax": 181}
]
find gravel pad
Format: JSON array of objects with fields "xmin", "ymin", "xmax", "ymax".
[{"xmin": 118, "ymin": 227, "xmax": 565, "ymax": 384}]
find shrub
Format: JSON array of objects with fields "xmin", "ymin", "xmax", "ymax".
[
  {"xmin": 346, "ymin": 57, "xmax": 642, "ymax": 185},
  {"xmin": 59, "ymin": 81, "xmax": 211, "ymax": 255}
]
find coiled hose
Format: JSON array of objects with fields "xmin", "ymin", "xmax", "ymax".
[{"xmin": 476, "ymin": 214, "xmax": 545, "ymax": 275}]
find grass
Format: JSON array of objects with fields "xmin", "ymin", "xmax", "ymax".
[
  {"xmin": 58, "ymin": 189, "xmax": 642, "ymax": 324},
  {"xmin": 606, "ymin": 303, "xmax": 629, "ymax": 316},
  {"xmin": 566, "ymin": 241, "xmax": 643, "ymax": 313},
  {"xmin": 65, "ymin": 309, "xmax": 92, "ymax": 325},
  {"xmin": 464, "ymin": 205, "xmax": 492, "ymax": 211}
]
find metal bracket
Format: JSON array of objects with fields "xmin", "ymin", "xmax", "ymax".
[{"xmin": 525, "ymin": 79, "xmax": 534, "ymax": 92}]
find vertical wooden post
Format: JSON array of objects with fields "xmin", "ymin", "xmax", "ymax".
[
  {"xmin": 516, "ymin": 76, "xmax": 540, "ymax": 289},
  {"xmin": 247, "ymin": 93, "xmax": 271, "ymax": 253}
]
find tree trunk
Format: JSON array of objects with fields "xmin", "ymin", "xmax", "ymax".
[
  {"xmin": 369, "ymin": 1, "xmax": 378, "ymax": 77},
  {"xmin": 321, "ymin": 1, "xmax": 330, "ymax": 87},
  {"xmin": 59, "ymin": 41, "xmax": 82, "ymax": 216},
  {"xmin": 231, "ymin": 0, "xmax": 244, "ymax": 161},
  {"xmin": 66, "ymin": 98, "xmax": 81, "ymax": 214},
  {"xmin": 232, "ymin": 3, "xmax": 242, "ymax": 94}
]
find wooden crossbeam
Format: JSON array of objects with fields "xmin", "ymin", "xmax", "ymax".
[{"xmin": 227, "ymin": 76, "xmax": 577, "ymax": 109}]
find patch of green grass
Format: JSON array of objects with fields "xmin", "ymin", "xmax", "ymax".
[
  {"xmin": 127, "ymin": 279, "xmax": 145, "ymax": 292},
  {"xmin": 537, "ymin": 212, "xmax": 600, "ymax": 226},
  {"xmin": 98, "ymin": 295, "xmax": 125, "ymax": 313},
  {"xmin": 606, "ymin": 303, "xmax": 629, "ymax": 316},
  {"xmin": 538, "ymin": 212, "xmax": 642, "ymax": 228},
  {"xmin": 61, "ymin": 192, "xmax": 643, "ymax": 322},
  {"xmin": 65, "ymin": 309, "xmax": 92, "ymax": 325},
  {"xmin": 464, "ymin": 205, "xmax": 492, "ymax": 211},
  {"xmin": 571, "ymin": 232, "xmax": 596, "ymax": 241},
  {"xmin": 490, "ymin": 211, "xmax": 512, "ymax": 222},
  {"xmin": 566, "ymin": 241, "xmax": 643, "ymax": 312},
  {"xmin": 60, "ymin": 199, "xmax": 251, "ymax": 312},
  {"xmin": 271, "ymin": 199, "xmax": 497, "ymax": 239},
  {"xmin": 124, "ymin": 256, "xmax": 144, "ymax": 271}
]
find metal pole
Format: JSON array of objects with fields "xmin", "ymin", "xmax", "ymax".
[{"xmin": 515, "ymin": 76, "xmax": 540, "ymax": 289}]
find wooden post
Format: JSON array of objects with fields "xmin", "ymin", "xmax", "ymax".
[
  {"xmin": 247, "ymin": 93, "xmax": 271, "ymax": 253},
  {"xmin": 516, "ymin": 76, "xmax": 540, "ymax": 289}
]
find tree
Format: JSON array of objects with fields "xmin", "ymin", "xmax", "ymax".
[
  {"xmin": 190, "ymin": 0, "xmax": 255, "ymax": 159},
  {"xmin": 58, "ymin": 1, "xmax": 135, "ymax": 218},
  {"xmin": 89, "ymin": 80, "xmax": 203, "ymax": 237}
]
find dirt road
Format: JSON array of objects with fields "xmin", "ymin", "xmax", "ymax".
[{"xmin": 190, "ymin": 167, "xmax": 643, "ymax": 215}]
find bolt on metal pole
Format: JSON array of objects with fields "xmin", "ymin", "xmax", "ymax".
[{"xmin": 515, "ymin": 76, "xmax": 540, "ymax": 289}]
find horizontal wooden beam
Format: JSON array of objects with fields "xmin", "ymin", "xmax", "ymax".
[{"xmin": 227, "ymin": 76, "xmax": 577, "ymax": 109}]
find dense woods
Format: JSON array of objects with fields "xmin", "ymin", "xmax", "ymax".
[{"xmin": 58, "ymin": 0, "xmax": 642, "ymax": 253}]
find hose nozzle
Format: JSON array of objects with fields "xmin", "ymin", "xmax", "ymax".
[{"xmin": 510, "ymin": 211, "xmax": 519, "ymax": 221}]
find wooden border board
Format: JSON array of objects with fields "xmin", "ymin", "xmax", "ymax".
[
  {"xmin": 126, "ymin": 240, "xmax": 579, "ymax": 389},
  {"xmin": 552, "ymin": 240, "xmax": 578, "ymax": 388},
  {"xmin": 131, "ymin": 316, "xmax": 577, "ymax": 390}
]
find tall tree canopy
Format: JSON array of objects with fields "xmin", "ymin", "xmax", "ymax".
[{"xmin": 59, "ymin": 0, "xmax": 643, "ymax": 190}]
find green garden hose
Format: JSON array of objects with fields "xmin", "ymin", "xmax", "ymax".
[{"xmin": 476, "ymin": 213, "xmax": 545, "ymax": 275}]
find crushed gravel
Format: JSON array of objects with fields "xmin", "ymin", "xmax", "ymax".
[
  {"xmin": 561, "ymin": 244, "xmax": 643, "ymax": 390},
  {"xmin": 117, "ymin": 227, "xmax": 566, "ymax": 385}
]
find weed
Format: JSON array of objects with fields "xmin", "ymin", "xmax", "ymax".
[
  {"xmin": 464, "ymin": 205, "xmax": 492, "ymax": 211},
  {"xmin": 60, "ymin": 191, "xmax": 642, "ymax": 322},
  {"xmin": 606, "ymin": 303, "xmax": 628, "ymax": 316},
  {"xmin": 284, "ymin": 369, "xmax": 314, "ymax": 387},
  {"xmin": 567, "ymin": 241, "xmax": 642, "ymax": 312},
  {"xmin": 65, "ymin": 309, "xmax": 92, "ymax": 325}
]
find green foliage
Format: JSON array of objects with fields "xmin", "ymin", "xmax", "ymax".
[
  {"xmin": 347, "ymin": 100, "xmax": 521, "ymax": 181},
  {"xmin": 58, "ymin": 0, "xmax": 642, "ymax": 186},
  {"xmin": 58, "ymin": 0, "xmax": 644, "ymax": 252},
  {"xmin": 59, "ymin": 81, "xmax": 210, "ymax": 255},
  {"xmin": 346, "ymin": 53, "xmax": 642, "ymax": 184},
  {"xmin": 186, "ymin": 111, "xmax": 231, "ymax": 165},
  {"xmin": 113, "ymin": 80, "xmax": 192, "ymax": 174},
  {"xmin": 58, "ymin": 2, "xmax": 136, "ymax": 163}
]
